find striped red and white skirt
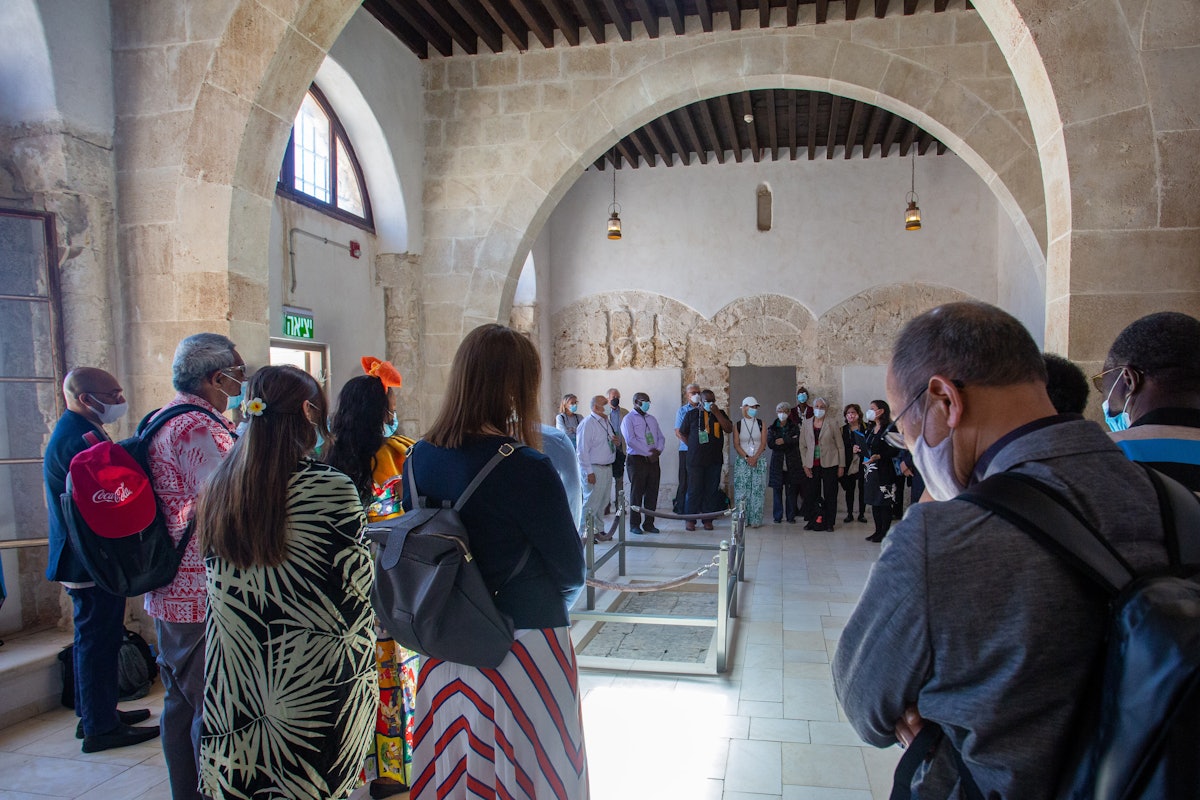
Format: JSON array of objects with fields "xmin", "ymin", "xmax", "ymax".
[{"xmin": 411, "ymin": 627, "xmax": 590, "ymax": 800}]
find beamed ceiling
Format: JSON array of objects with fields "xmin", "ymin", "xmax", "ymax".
[
  {"xmin": 363, "ymin": 0, "xmax": 972, "ymax": 58},
  {"xmin": 593, "ymin": 88, "xmax": 944, "ymax": 170},
  {"xmin": 363, "ymin": 0, "xmax": 955, "ymax": 169}
]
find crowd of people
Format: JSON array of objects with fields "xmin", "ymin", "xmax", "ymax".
[{"xmin": 38, "ymin": 306, "xmax": 1200, "ymax": 799}]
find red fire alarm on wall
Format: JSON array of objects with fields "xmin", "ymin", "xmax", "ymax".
[{"xmin": 349, "ymin": 240, "xmax": 361, "ymax": 259}]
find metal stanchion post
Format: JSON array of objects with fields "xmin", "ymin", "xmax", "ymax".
[
  {"xmin": 617, "ymin": 488, "xmax": 627, "ymax": 576},
  {"xmin": 585, "ymin": 513, "xmax": 596, "ymax": 611},
  {"xmin": 717, "ymin": 539, "xmax": 730, "ymax": 673}
]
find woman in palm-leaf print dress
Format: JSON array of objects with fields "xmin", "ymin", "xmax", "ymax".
[{"xmin": 196, "ymin": 366, "xmax": 376, "ymax": 800}]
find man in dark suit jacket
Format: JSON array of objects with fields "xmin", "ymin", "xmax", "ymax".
[{"xmin": 43, "ymin": 367, "xmax": 158, "ymax": 752}]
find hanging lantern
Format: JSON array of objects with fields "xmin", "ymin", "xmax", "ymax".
[
  {"xmin": 905, "ymin": 151, "xmax": 921, "ymax": 231},
  {"xmin": 607, "ymin": 168, "xmax": 622, "ymax": 240}
]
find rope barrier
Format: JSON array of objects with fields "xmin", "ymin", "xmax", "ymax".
[
  {"xmin": 627, "ymin": 505, "xmax": 732, "ymax": 521},
  {"xmin": 584, "ymin": 554, "xmax": 721, "ymax": 592}
]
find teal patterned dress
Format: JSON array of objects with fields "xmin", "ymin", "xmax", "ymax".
[
  {"xmin": 732, "ymin": 418, "xmax": 768, "ymax": 527},
  {"xmin": 200, "ymin": 460, "xmax": 377, "ymax": 800}
]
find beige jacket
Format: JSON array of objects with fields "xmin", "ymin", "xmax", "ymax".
[{"xmin": 800, "ymin": 416, "xmax": 845, "ymax": 470}]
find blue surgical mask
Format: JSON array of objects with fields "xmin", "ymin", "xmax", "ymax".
[
  {"xmin": 747, "ymin": 407, "xmax": 758, "ymax": 418},
  {"xmin": 703, "ymin": 401, "xmax": 713, "ymax": 412},
  {"xmin": 568, "ymin": 403, "xmax": 578, "ymax": 414},
  {"xmin": 313, "ymin": 427, "xmax": 326, "ymax": 455},
  {"xmin": 220, "ymin": 369, "xmax": 245, "ymax": 413},
  {"xmin": 796, "ymin": 392, "xmax": 808, "ymax": 404},
  {"xmin": 639, "ymin": 401, "xmax": 651, "ymax": 413},
  {"xmin": 383, "ymin": 413, "xmax": 400, "ymax": 438},
  {"xmin": 1102, "ymin": 375, "xmax": 1132, "ymax": 433}
]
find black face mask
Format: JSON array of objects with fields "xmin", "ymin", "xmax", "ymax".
[{"xmin": 610, "ymin": 397, "xmax": 620, "ymax": 407}]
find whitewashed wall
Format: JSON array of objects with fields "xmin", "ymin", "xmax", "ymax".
[{"xmin": 545, "ymin": 151, "xmax": 1042, "ymax": 330}]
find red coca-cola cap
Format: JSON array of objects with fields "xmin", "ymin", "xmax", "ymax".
[{"xmin": 69, "ymin": 443, "xmax": 157, "ymax": 539}]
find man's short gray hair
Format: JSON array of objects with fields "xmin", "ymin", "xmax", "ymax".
[
  {"xmin": 891, "ymin": 302, "xmax": 1046, "ymax": 419},
  {"xmin": 172, "ymin": 333, "xmax": 238, "ymax": 393}
]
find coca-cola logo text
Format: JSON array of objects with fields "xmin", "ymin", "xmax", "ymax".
[{"xmin": 92, "ymin": 482, "xmax": 134, "ymax": 504}]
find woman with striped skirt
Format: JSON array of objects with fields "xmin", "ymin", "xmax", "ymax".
[{"xmin": 405, "ymin": 324, "xmax": 589, "ymax": 800}]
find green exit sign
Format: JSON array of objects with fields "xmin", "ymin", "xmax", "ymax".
[{"xmin": 282, "ymin": 307, "xmax": 314, "ymax": 339}]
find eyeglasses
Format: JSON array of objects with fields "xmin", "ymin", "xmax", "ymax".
[
  {"xmin": 881, "ymin": 387, "xmax": 926, "ymax": 450},
  {"xmin": 1090, "ymin": 365, "xmax": 1131, "ymax": 393}
]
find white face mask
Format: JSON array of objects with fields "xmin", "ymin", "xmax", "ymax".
[
  {"xmin": 864, "ymin": 409, "xmax": 877, "ymax": 422},
  {"xmin": 909, "ymin": 398, "xmax": 967, "ymax": 501},
  {"xmin": 777, "ymin": 412, "xmax": 788, "ymax": 422},
  {"xmin": 88, "ymin": 397, "xmax": 128, "ymax": 425},
  {"xmin": 813, "ymin": 408, "xmax": 826, "ymax": 419},
  {"xmin": 690, "ymin": 393, "xmax": 701, "ymax": 405}
]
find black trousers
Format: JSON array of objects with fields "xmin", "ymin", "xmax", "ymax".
[
  {"xmin": 803, "ymin": 466, "xmax": 840, "ymax": 526},
  {"xmin": 798, "ymin": 470, "xmax": 817, "ymax": 519},
  {"xmin": 840, "ymin": 471, "xmax": 865, "ymax": 515},
  {"xmin": 627, "ymin": 454, "xmax": 661, "ymax": 529},
  {"xmin": 674, "ymin": 451, "xmax": 689, "ymax": 513},
  {"xmin": 872, "ymin": 503, "xmax": 893, "ymax": 537}
]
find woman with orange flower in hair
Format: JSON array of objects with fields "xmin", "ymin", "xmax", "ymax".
[{"xmin": 324, "ymin": 357, "xmax": 417, "ymax": 799}]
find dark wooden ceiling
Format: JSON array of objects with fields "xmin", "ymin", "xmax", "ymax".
[
  {"xmin": 364, "ymin": 0, "xmax": 971, "ymax": 59},
  {"xmin": 594, "ymin": 88, "xmax": 944, "ymax": 169}
]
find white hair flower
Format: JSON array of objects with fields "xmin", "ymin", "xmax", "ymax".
[{"xmin": 243, "ymin": 397, "xmax": 266, "ymax": 416}]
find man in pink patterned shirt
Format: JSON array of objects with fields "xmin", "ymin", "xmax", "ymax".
[{"xmin": 146, "ymin": 333, "xmax": 242, "ymax": 800}]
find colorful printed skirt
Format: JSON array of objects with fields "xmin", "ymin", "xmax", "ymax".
[
  {"xmin": 367, "ymin": 638, "xmax": 420, "ymax": 787},
  {"xmin": 411, "ymin": 627, "xmax": 590, "ymax": 800}
]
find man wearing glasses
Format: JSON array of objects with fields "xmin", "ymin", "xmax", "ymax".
[
  {"xmin": 1094, "ymin": 311, "xmax": 1200, "ymax": 491},
  {"xmin": 145, "ymin": 333, "xmax": 243, "ymax": 800},
  {"xmin": 833, "ymin": 302, "xmax": 1169, "ymax": 798}
]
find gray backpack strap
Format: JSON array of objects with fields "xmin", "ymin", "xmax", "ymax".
[
  {"xmin": 1140, "ymin": 465, "xmax": 1200, "ymax": 568},
  {"xmin": 453, "ymin": 442, "xmax": 525, "ymax": 512}
]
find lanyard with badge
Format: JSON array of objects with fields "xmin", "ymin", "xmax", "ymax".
[
  {"xmin": 640, "ymin": 413, "xmax": 655, "ymax": 448},
  {"xmin": 698, "ymin": 409, "xmax": 710, "ymax": 445}
]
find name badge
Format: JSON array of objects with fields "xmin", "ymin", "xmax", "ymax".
[
  {"xmin": 645, "ymin": 430, "xmax": 655, "ymax": 447},
  {"xmin": 698, "ymin": 430, "xmax": 710, "ymax": 444}
]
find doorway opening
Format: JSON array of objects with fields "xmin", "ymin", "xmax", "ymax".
[{"xmin": 269, "ymin": 339, "xmax": 330, "ymax": 393}]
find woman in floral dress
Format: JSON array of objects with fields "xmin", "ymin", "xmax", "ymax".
[{"xmin": 195, "ymin": 365, "xmax": 375, "ymax": 800}]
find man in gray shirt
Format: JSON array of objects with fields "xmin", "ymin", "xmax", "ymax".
[{"xmin": 833, "ymin": 302, "xmax": 1168, "ymax": 798}]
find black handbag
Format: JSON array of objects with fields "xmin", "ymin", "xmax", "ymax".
[{"xmin": 368, "ymin": 443, "xmax": 531, "ymax": 669}]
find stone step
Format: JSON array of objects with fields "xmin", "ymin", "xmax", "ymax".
[{"xmin": 0, "ymin": 627, "xmax": 72, "ymax": 730}]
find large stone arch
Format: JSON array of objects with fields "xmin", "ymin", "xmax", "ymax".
[
  {"xmin": 971, "ymin": 0, "xmax": 1200, "ymax": 361},
  {"xmin": 458, "ymin": 27, "xmax": 1045, "ymax": 342}
]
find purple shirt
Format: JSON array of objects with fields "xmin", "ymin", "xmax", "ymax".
[{"xmin": 621, "ymin": 409, "xmax": 666, "ymax": 457}]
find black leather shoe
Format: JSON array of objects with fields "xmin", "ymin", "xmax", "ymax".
[
  {"xmin": 642, "ymin": 524, "xmax": 660, "ymax": 533},
  {"xmin": 81, "ymin": 723, "xmax": 160, "ymax": 753},
  {"xmin": 843, "ymin": 515, "xmax": 853, "ymax": 523},
  {"xmin": 76, "ymin": 709, "xmax": 152, "ymax": 739},
  {"xmin": 866, "ymin": 533, "xmax": 885, "ymax": 542},
  {"xmin": 630, "ymin": 527, "xmax": 643, "ymax": 535},
  {"xmin": 858, "ymin": 514, "xmax": 868, "ymax": 523}
]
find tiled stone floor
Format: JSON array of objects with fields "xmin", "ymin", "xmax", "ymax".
[{"xmin": 0, "ymin": 515, "xmax": 899, "ymax": 800}]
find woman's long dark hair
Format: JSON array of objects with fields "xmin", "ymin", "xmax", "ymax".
[
  {"xmin": 869, "ymin": 399, "xmax": 891, "ymax": 429},
  {"xmin": 196, "ymin": 365, "xmax": 327, "ymax": 569},
  {"xmin": 324, "ymin": 375, "xmax": 389, "ymax": 504},
  {"xmin": 425, "ymin": 324, "xmax": 541, "ymax": 449}
]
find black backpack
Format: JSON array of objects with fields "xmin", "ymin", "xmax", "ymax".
[
  {"xmin": 955, "ymin": 467, "xmax": 1200, "ymax": 800},
  {"xmin": 58, "ymin": 627, "xmax": 159, "ymax": 708},
  {"xmin": 61, "ymin": 404, "xmax": 230, "ymax": 597},
  {"xmin": 368, "ymin": 443, "xmax": 532, "ymax": 669}
]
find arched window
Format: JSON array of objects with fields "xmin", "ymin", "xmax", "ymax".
[{"xmin": 277, "ymin": 84, "xmax": 373, "ymax": 230}]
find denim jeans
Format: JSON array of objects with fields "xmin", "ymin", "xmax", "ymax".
[{"xmin": 66, "ymin": 586, "xmax": 126, "ymax": 737}]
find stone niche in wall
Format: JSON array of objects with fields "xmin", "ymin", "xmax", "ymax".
[{"xmin": 551, "ymin": 284, "xmax": 976, "ymax": 409}]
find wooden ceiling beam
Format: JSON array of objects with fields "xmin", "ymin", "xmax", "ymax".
[
  {"xmin": 390, "ymin": 2, "xmax": 454, "ymax": 57},
  {"xmin": 508, "ymin": 0, "xmax": 557, "ymax": 49},
  {"xmin": 477, "ymin": 0, "xmax": 529, "ymax": 51},
  {"xmin": 444, "ymin": 0, "xmax": 504, "ymax": 53},
  {"xmin": 787, "ymin": 0, "xmax": 799, "ymax": 26},
  {"xmin": 903, "ymin": 0, "xmax": 919, "ymax": 13},
  {"xmin": 629, "ymin": 129, "xmax": 658, "ymax": 167},
  {"xmin": 826, "ymin": 94, "xmax": 841, "ymax": 159},
  {"xmin": 696, "ymin": 99, "xmax": 725, "ymax": 164},
  {"xmin": 879, "ymin": 113, "xmax": 903, "ymax": 157},
  {"xmin": 718, "ymin": 94, "xmax": 744, "ymax": 163},
  {"xmin": 934, "ymin": 0, "xmax": 950, "ymax": 10},
  {"xmin": 659, "ymin": 114, "xmax": 691, "ymax": 166},
  {"xmin": 843, "ymin": 99, "xmax": 866, "ymax": 159},
  {"xmin": 815, "ymin": 0, "xmax": 829, "ymax": 24},
  {"xmin": 616, "ymin": 140, "xmax": 639, "ymax": 167},
  {"xmin": 899, "ymin": 120, "xmax": 919, "ymax": 156},
  {"xmin": 917, "ymin": 130, "xmax": 934, "ymax": 155},
  {"xmin": 727, "ymin": 0, "xmax": 741, "ymax": 31},
  {"xmin": 664, "ymin": 0, "xmax": 686, "ymax": 35},
  {"xmin": 600, "ymin": 0, "xmax": 633, "ymax": 41},
  {"xmin": 742, "ymin": 91, "xmax": 761, "ymax": 162},
  {"xmin": 766, "ymin": 89, "xmax": 779, "ymax": 161},
  {"xmin": 846, "ymin": 0, "xmax": 861, "ymax": 21},
  {"xmin": 541, "ymin": 0, "xmax": 580, "ymax": 46},
  {"xmin": 642, "ymin": 119, "xmax": 674, "ymax": 166},
  {"xmin": 631, "ymin": 0, "xmax": 661, "ymax": 38},
  {"xmin": 361, "ymin": 2, "xmax": 429, "ymax": 58},
  {"xmin": 696, "ymin": 0, "xmax": 715, "ymax": 32},
  {"xmin": 414, "ymin": 0, "xmax": 479, "ymax": 55},
  {"xmin": 607, "ymin": 149, "xmax": 621, "ymax": 169},
  {"xmin": 570, "ymin": 0, "xmax": 606, "ymax": 43},
  {"xmin": 807, "ymin": 92, "xmax": 819, "ymax": 160},
  {"xmin": 759, "ymin": 0, "xmax": 771, "ymax": 28},
  {"xmin": 936, "ymin": 141, "xmax": 947, "ymax": 155},
  {"xmin": 861, "ymin": 105, "xmax": 884, "ymax": 158},
  {"xmin": 875, "ymin": 0, "xmax": 889, "ymax": 18},
  {"xmin": 675, "ymin": 107, "xmax": 708, "ymax": 165},
  {"xmin": 788, "ymin": 92, "xmax": 799, "ymax": 160}
]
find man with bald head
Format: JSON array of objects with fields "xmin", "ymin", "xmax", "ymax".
[
  {"xmin": 43, "ymin": 367, "xmax": 159, "ymax": 752},
  {"xmin": 577, "ymin": 394, "xmax": 619, "ymax": 538}
]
